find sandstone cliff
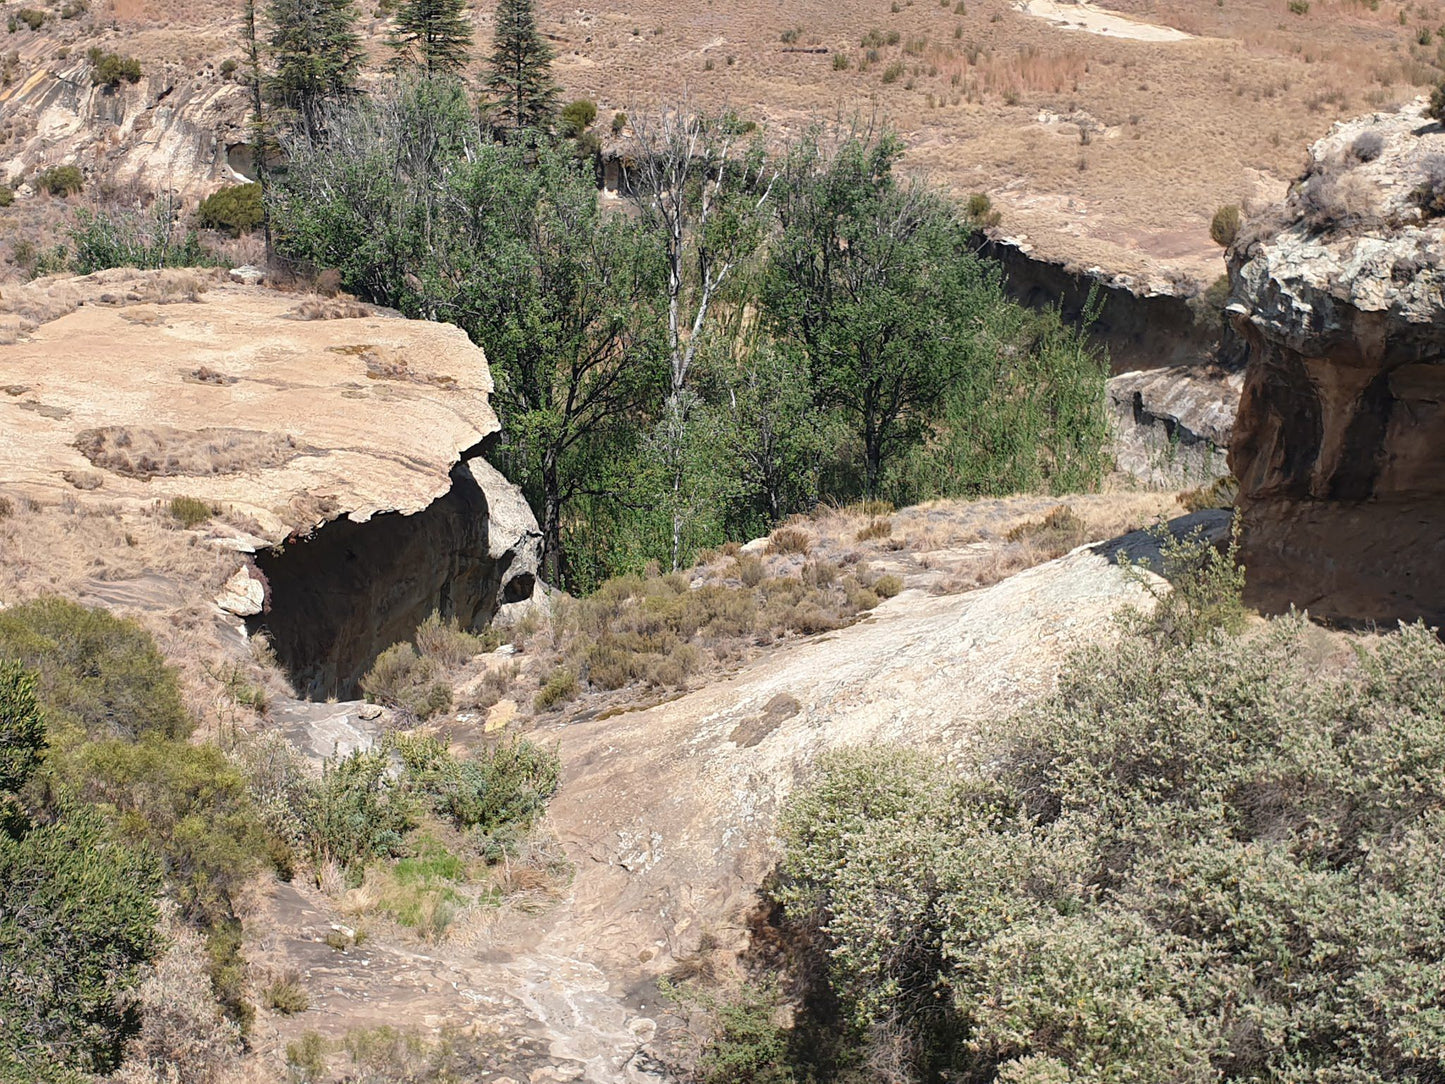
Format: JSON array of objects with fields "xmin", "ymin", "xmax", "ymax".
[
  {"xmin": 1229, "ymin": 99, "xmax": 1445, "ymax": 627},
  {"xmin": 0, "ymin": 270, "xmax": 541, "ymax": 694}
]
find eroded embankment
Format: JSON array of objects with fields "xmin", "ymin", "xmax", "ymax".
[{"xmin": 980, "ymin": 235, "xmax": 1225, "ymax": 373}]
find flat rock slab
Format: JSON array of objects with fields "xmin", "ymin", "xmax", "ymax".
[{"xmin": 0, "ymin": 276, "xmax": 498, "ymax": 542}]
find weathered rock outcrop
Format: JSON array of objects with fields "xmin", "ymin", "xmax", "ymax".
[
  {"xmin": 1229, "ymin": 99, "xmax": 1445, "ymax": 626},
  {"xmin": 1108, "ymin": 365, "xmax": 1240, "ymax": 487},
  {"xmin": 0, "ymin": 271, "xmax": 541, "ymax": 693},
  {"xmin": 0, "ymin": 49, "xmax": 252, "ymax": 199}
]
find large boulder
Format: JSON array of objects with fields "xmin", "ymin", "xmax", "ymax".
[{"xmin": 1228, "ymin": 99, "xmax": 1445, "ymax": 627}]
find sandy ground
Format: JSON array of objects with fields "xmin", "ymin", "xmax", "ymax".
[{"xmin": 1015, "ymin": 0, "xmax": 1194, "ymax": 43}]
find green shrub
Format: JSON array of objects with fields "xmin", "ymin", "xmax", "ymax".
[
  {"xmin": 1119, "ymin": 516, "xmax": 1246, "ymax": 648},
  {"xmin": 87, "ymin": 48, "xmax": 142, "ymax": 87},
  {"xmin": 775, "ymin": 610, "xmax": 1445, "ymax": 1081},
  {"xmin": 360, "ymin": 642, "xmax": 452, "ymax": 720},
  {"xmin": 68, "ymin": 205, "xmax": 215, "ymax": 273},
  {"xmin": 663, "ymin": 980, "xmax": 796, "ymax": 1084},
  {"xmin": 559, "ymin": 98, "xmax": 598, "ymax": 137},
  {"xmin": 872, "ymin": 573, "xmax": 903, "ymax": 598},
  {"xmin": 0, "ymin": 597, "xmax": 191, "ymax": 743},
  {"xmin": 36, "ymin": 165, "xmax": 83, "ymax": 196},
  {"xmin": 0, "ymin": 185, "xmax": 13, "ymax": 208},
  {"xmin": 1209, "ymin": 203, "xmax": 1241, "ymax": 247},
  {"xmin": 0, "ymin": 799, "xmax": 162, "ymax": 1075},
  {"xmin": 220, "ymin": 58, "xmax": 238, "ymax": 77},
  {"xmin": 196, "ymin": 183, "xmax": 263, "ymax": 236},
  {"xmin": 610, "ymin": 111, "xmax": 627, "ymax": 135},
  {"xmin": 263, "ymin": 972, "xmax": 310, "ymax": 1015},
  {"xmin": 15, "ymin": 8, "xmax": 45, "ymax": 30},
  {"xmin": 534, "ymin": 666, "xmax": 578, "ymax": 710},
  {"xmin": 168, "ymin": 495, "xmax": 212, "ymax": 527},
  {"xmin": 1430, "ymin": 78, "xmax": 1445, "ymax": 126},
  {"xmin": 393, "ymin": 733, "xmax": 559, "ymax": 839},
  {"xmin": 411, "ymin": 611, "xmax": 489, "ymax": 668},
  {"xmin": 305, "ymin": 748, "xmax": 415, "ymax": 871}
]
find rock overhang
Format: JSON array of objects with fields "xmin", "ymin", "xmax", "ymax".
[{"xmin": 0, "ymin": 274, "xmax": 499, "ymax": 547}]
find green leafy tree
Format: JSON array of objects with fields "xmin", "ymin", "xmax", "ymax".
[
  {"xmin": 265, "ymin": 0, "xmax": 364, "ymax": 139},
  {"xmin": 764, "ymin": 124, "xmax": 991, "ymax": 497},
  {"xmin": 389, "ymin": 0, "xmax": 472, "ymax": 74},
  {"xmin": 484, "ymin": 0, "xmax": 559, "ymax": 133},
  {"xmin": 272, "ymin": 80, "xmax": 665, "ymax": 586}
]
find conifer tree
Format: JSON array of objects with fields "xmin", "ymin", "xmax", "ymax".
[
  {"xmin": 390, "ymin": 0, "xmax": 473, "ymax": 74},
  {"xmin": 266, "ymin": 0, "xmax": 363, "ymax": 139},
  {"xmin": 484, "ymin": 0, "xmax": 559, "ymax": 133}
]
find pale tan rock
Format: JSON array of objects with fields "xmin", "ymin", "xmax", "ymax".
[
  {"xmin": 0, "ymin": 274, "xmax": 497, "ymax": 543},
  {"xmin": 484, "ymin": 699, "xmax": 517, "ymax": 733},
  {"xmin": 215, "ymin": 564, "xmax": 264, "ymax": 616}
]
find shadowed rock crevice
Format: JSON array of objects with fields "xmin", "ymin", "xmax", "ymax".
[{"xmin": 249, "ymin": 456, "xmax": 540, "ymax": 700}]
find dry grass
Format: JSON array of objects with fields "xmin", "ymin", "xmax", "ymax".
[
  {"xmin": 75, "ymin": 425, "xmax": 309, "ymax": 479},
  {"xmin": 0, "ymin": 268, "xmax": 226, "ymax": 340}
]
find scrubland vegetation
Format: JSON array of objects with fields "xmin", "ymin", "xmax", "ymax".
[
  {"xmin": 666, "ymin": 541, "xmax": 1445, "ymax": 1084},
  {"xmin": 0, "ymin": 596, "xmax": 559, "ymax": 1082}
]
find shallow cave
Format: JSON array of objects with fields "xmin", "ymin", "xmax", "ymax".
[{"xmin": 248, "ymin": 459, "xmax": 535, "ymax": 700}]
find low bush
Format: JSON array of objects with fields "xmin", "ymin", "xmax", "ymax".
[
  {"xmin": 766, "ymin": 526, "xmax": 812, "ymax": 555},
  {"xmin": 1119, "ymin": 516, "xmax": 1246, "ymax": 648},
  {"xmin": 196, "ymin": 182, "xmax": 262, "ymax": 236},
  {"xmin": 393, "ymin": 733, "xmax": 559, "ymax": 840},
  {"xmin": 1350, "ymin": 129, "xmax": 1385, "ymax": 162},
  {"xmin": 0, "ymin": 597, "xmax": 190, "ymax": 743},
  {"xmin": 1209, "ymin": 203, "xmax": 1241, "ymax": 247},
  {"xmin": 1005, "ymin": 503, "xmax": 1089, "ymax": 556},
  {"xmin": 168, "ymin": 495, "xmax": 212, "ymax": 528},
  {"xmin": 88, "ymin": 48, "xmax": 142, "ymax": 87},
  {"xmin": 776, "ymin": 612, "xmax": 1445, "ymax": 1082},
  {"xmin": 854, "ymin": 517, "xmax": 892, "ymax": 542},
  {"xmin": 0, "ymin": 186, "xmax": 13, "ymax": 208},
  {"xmin": 68, "ymin": 205, "xmax": 215, "ymax": 273},
  {"xmin": 263, "ymin": 972, "xmax": 310, "ymax": 1015},
  {"xmin": 305, "ymin": 748, "xmax": 415, "ymax": 871},
  {"xmin": 534, "ymin": 666, "xmax": 578, "ymax": 709},
  {"xmin": 559, "ymin": 98, "xmax": 597, "ymax": 137},
  {"xmin": 411, "ymin": 611, "xmax": 491, "ymax": 668},
  {"xmin": 14, "ymin": 8, "xmax": 45, "ymax": 30},
  {"xmin": 36, "ymin": 165, "xmax": 83, "ymax": 197},
  {"xmin": 360, "ymin": 642, "xmax": 451, "ymax": 720}
]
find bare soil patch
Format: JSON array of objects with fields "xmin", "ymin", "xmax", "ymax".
[{"xmin": 75, "ymin": 425, "xmax": 311, "ymax": 479}]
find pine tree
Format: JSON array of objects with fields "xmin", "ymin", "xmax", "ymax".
[
  {"xmin": 484, "ymin": 0, "xmax": 559, "ymax": 133},
  {"xmin": 266, "ymin": 0, "xmax": 363, "ymax": 139},
  {"xmin": 390, "ymin": 0, "xmax": 473, "ymax": 74}
]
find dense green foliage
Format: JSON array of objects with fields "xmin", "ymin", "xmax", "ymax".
[
  {"xmin": 36, "ymin": 164, "xmax": 83, "ymax": 196},
  {"xmin": 265, "ymin": 0, "xmax": 362, "ymax": 137},
  {"xmin": 389, "ymin": 0, "xmax": 472, "ymax": 73},
  {"xmin": 484, "ymin": 0, "xmax": 559, "ymax": 133},
  {"xmin": 88, "ymin": 47, "xmax": 142, "ymax": 87},
  {"xmin": 0, "ymin": 652, "xmax": 163, "ymax": 1077},
  {"xmin": 772, "ymin": 615, "xmax": 1445, "ymax": 1082},
  {"xmin": 65, "ymin": 204, "xmax": 215, "ymax": 273},
  {"xmin": 0, "ymin": 597, "xmax": 190, "ymax": 744},
  {"xmin": 0, "ymin": 800, "xmax": 162, "ymax": 1076},
  {"xmin": 273, "ymin": 84, "xmax": 1110, "ymax": 589}
]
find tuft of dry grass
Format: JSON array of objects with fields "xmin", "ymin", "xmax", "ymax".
[
  {"xmin": 766, "ymin": 525, "xmax": 813, "ymax": 555},
  {"xmin": 75, "ymin": 425, "xmax": 308, "ymax": 479}
]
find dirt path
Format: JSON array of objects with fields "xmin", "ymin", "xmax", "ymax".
[{"xmin": 253, "ymin": 519, "xmax": 1223, "ymax": 1081}]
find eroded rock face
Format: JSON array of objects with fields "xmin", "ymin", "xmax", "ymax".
[
  {"xmin": 1229, "ymin": 99, "xmax": 1445, "ymax": 626},
  {"xmin": 0, "ymin": 271, "xmax": 542, "ymax": 693},
  {"xmin": 1108, "ymin": 366, "xmax": 1240, "ymax": 487}
]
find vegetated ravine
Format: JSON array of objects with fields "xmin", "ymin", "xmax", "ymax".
[{"xmin": 247, "ymin": 446, "xmax": 536, "ymax": 700}]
